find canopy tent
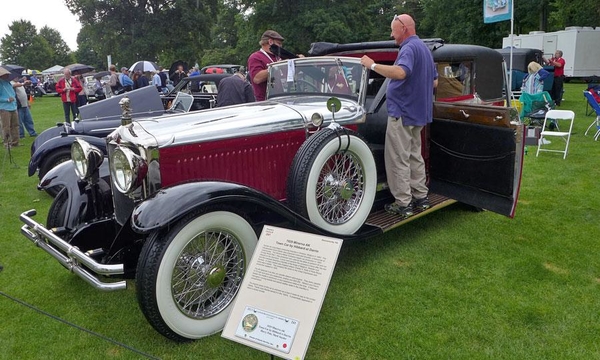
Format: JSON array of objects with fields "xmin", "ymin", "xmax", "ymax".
[{"xmin": 42, "ymin": 65, "xmax": 64, "ymax": 74}]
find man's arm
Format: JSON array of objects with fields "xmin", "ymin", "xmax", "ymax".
[
  {"xmin": 360, "ymin": 55, "xmax": 407, "ymax": 80},
  {"xmin": 253, "ymin": 69, "xmax": 268, "ymax": 85}
]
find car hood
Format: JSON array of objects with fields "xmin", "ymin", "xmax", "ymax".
[{"xmin": 114, "ymin": 96, "xmax": 365, "ymax": 148}]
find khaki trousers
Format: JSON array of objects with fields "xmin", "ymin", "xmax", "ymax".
[
  {"xmin": 0, "ymin": 109, "xmax": 19, "ymax": 146},
  {"xmin": 384, "ymin": 116, "xmax": 428, "ymax": 207}
]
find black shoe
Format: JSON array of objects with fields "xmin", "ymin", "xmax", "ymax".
[
  {"xmin": 385, "ymin": 202, "xmax": 414, "ymax": 218},
  {"xmin": 411, "ymin": 196, "xmax": 431, "ymax": 210}
]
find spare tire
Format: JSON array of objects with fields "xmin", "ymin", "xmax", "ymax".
[{"xmin": 286, "ymin": 127, "xmax": 377, "ymax": 235}]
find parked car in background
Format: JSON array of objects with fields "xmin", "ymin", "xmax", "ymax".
[
  {"xmin": 28, "ymin": 86, "xmax": 195, "ymax": 195},
  {"xmin": 83, "ymin": 73, "xmax": 110, "ymax": 102},
  {"xmin": 160, "ymin": 73, "xmax": 230, "ymax": 111},
  {"xmin": 20, "ymin": 42, "xmax": 523, "ymax": 342},
  {"xmin": 495, "ymin": 47, "xmax": 553, "ymax": 95},
  {"xmin": 200, "ymin": 64, "xmax": 243, "ymax": 74}
]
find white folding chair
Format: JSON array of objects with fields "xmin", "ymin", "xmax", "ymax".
[{"xmin": 536, "ymin": 109, "xmax": 575, "ymax": 159}]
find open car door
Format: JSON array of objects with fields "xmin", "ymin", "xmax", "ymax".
[{"xmin": 428, "ymin": 102, "xmax": 524, "ymax": 217}]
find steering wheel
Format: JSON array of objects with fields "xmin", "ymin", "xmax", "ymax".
[{"xmin": 296, "ymin": 79, "xmax": 318, "ymax": 92}]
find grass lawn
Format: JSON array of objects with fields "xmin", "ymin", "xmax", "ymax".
[{"xmin": 1, "ymin": 84, "xmax": 599, "ymax": 359}]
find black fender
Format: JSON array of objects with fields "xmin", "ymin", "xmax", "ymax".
[
  {"xmin": 28, "ymin": 135, "xmax": 107, "ymax": 177},
  {"xmin": 131, "ymin": 181, "xmax": 381, "ymax": 240},
  {"xmin": 39, "ymin": 159, "xmax": 112, "ymax": 230}
]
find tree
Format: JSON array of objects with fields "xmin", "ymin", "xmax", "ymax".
[
  {"xmin": 0, "ymin": 20, "xmax": 74, "ymax": 70},
  {"xmin": 65, "ymin": 0, "xmax": 219, "ymax": 69},
  {"xmin": 74, "ymin": 26, "xmax": 106, "ymax": 70},
  {"xmin": 39, "ymin": 26, "xmax": 74, "ymax": 66},
  {"xmin": 0, "ymin": 20, "xmax": 38, "ymax": 66}
]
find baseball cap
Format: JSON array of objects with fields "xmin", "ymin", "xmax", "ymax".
[
  {"xmin": 261, "ymin": 30, "xmax": 284, "ymax": 41},
  {"xmin": 121, "ymin": 67, "xmax": 128, "ymax": 72}
]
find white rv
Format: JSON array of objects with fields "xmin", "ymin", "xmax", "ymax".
[{"xmin": 502, "ymin": 27, "xmax": 600, "ymax": 79}]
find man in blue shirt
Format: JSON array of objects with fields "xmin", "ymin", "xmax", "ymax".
[
  {"xmin": 0, "ymin": 67, "xmax": 20, "ymax": 147},
  {"xmin": 119, "ymin": 67, "xmax": 134, "ymax": 91},
  {"xmin": 361, "ymin": 14, "xmax": 437, "ymax": 218}
]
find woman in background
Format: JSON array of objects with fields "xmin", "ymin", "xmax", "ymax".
[{"xmin": 522, "ymin": 62, "xmax": 549, "ymax": 95}]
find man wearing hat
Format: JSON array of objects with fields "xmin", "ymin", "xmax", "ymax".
[
  {"xmin": 0, "ymin": 67, "xmax": 20, "ymax": 147},
  {"xmin": 119, "ymin": 67, "xmax": 134, "ymax": 92},
  {"xmin": 247, "ymin": 30, "xmax": 285, "ymax": 101}
]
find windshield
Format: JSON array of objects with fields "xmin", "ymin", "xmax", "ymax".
[{"xmin": 267, "ymin": 57, "xmax": 363, "ymax": 100}]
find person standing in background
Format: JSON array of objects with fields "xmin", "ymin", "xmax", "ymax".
[
  {"xmin": 247, "ymin": 30, "xmax": 285, "ymax": 101},
  {"xmin": 76, "ymin": 74, "xmax": 87, "ymax": 107},
  {"xmin": 0, "ymin": 67, "xmax": 20, "ymax": 147},
  {"xmin": 544, "ymin": 50, "xmax": 565, "ymax": 106},
  {"xmin": 55, "ymin": 68, "xmax": 82, "ymax": 123},
  {"xmin": 216, "ymin": 67, "xmax": 255, "ymax": 107},
  {"xmin": 170, "ymin": 65, "xmax": 186, "ymax": 86},
  {"xmin": 11, "ymin": 76, "xmax": 37, "ymax": 138}
]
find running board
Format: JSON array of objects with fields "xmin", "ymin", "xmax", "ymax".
[{"xmin": 365, "ymin": 193, "xmax": 456, "ymax": 232}]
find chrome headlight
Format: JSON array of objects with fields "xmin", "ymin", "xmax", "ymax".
[
  {"xmin": 310, "ymin": 112, "xmax": 324, "ymax": 127},
  {"xmin": 110, "ymin": 146, "xmax": 148, "ymax": 194},
  {"xmin": 71, "ymin": 139, "xmax": 103, "ymax": 180}
]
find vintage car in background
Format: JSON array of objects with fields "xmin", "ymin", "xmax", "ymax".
[
  {"xmin": 29, "ymin": 74, "xmax": 229, "ymax": 194},
  {"xmin": 160, "ymin": 73, "xmax": 229, "ymax": 110},
  {"xmin": 20, "ymin": 43, "xmax": 524, "ymax": 341},
  {"xmin": 495, "ymin": 47, "xmax": 553, "ymax": 94},
  {"xmin": 200, "ymin": 64, "xmax": 243, "ymax": 74}
]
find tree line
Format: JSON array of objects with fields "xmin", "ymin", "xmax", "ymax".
[{"xmin": 1, "ymin": 0, "xmax": 598, "ymax": 72}]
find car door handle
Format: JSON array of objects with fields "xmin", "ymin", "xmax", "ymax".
[{"xmin": 460, "ymin": 110, "xmax": 469, "ymax": 119}]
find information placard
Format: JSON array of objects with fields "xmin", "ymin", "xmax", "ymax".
[{"xmin": 222, "ymin": 225, "xmax": 343, "ymax": 360}]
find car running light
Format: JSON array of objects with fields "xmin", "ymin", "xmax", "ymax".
[
  {"xmin": 71, "ymin": 139, "xmax": 103, "ymax": 180},
  {"xmin": 311, "ymin": 112, "xmax": 324, "ymax": 127},
  {"xmin": 110, "ymin": 146, "xmax": 148, "ymax": 194}
]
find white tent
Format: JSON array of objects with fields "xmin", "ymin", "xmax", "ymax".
[{"xmin": 42, "ymin": 65, "xmax": 64, "ymax": 74}]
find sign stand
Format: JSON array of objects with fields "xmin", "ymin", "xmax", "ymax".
[{"xmin": 222, "ymin": 225, "xmax": 343, "ymax": 360}]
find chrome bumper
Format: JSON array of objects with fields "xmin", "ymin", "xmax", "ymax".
[{"xmin": 19, "ymin": 209, "xmax": 127, "ymax": 291}]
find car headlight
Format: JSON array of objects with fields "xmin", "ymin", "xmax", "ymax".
[
  {"xmin": 311, "ymin": 112, "xmax": 324, "ymax": 127},
  {"xmin": 71, "ymin": 139, "xmax": 103, "ymax": 180},
  {"xmin": 110, "ymin": 146, "xmax": 148, "ymax": 194}
]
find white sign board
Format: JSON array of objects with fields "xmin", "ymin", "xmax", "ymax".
[{"xmin": 222, "ymin": 225, "xmax": 343, "ymax": 360}]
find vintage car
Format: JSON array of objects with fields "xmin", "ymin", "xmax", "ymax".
[
  {"xmin": 161, "ymin": 73, "xmax": 229, "ymax": 111},
  {"xmin": 495, "ymin": 47, "xmax": 553, "ymax": 93},
  {"xmin": 200, "ymin": 64, "xmax": 243, "ymax": 74},
  {"xmin": 29, "ymin": 74, "xmax": 229, "ymax": 192},
  {"xmin": 20, "ymin": 42, "xmax": 524, "ymax": 342}
]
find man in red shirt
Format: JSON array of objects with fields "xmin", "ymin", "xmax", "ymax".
[
  {"xmin": 247, "ymin": 30, "xmax": 285, "ymax": 101},
  {"xmin": 544, "ymin": 50, "xmax": 566, "ymax": 106},
  {"xmin": 55, "ymin": 68, "xmax": 83, "ymax": 123}
]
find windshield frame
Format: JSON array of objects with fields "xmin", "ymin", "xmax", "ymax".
[{"xmin": 267, "ymin": 56, "xmax": 366, "ymax": 105}]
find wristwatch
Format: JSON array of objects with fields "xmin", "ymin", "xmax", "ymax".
[{"xmin": 370, "ymin": 63, "xmax": 377, "ymax": 71}]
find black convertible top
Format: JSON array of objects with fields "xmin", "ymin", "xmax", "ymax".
[{"xmin": 308, "ymin": 39, "xmax": 445, "ymax": 56}]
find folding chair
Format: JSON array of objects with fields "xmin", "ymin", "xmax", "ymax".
[
  {"xmin": 519, "ymin": 91, "xmax": 553, "ymax": 126},
  {"xmin": 583, "ymin": 91, "xmax": 600, "ymax": 141},
  {"xmin": 536, "ymin": 110, "xmax": 575, "ymax": 159}
]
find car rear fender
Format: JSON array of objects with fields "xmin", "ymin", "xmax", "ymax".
[{"xmin": 28, "ymin": 135, "xmax": 108, "ymax": 177}]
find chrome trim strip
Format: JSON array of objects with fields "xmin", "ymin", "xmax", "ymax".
[{"xmin": 19, "ymin": 210, "xmax": 126, "ymax": 291}]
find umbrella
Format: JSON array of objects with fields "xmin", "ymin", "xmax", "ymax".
[
  {"xmin": 93, "ymin": 71, "xmax": 111, "ymax": 80},
  {"xmin": 169, "ymin": 60, "xmax": 188, "ymax": 77},
  {"xmin": 0, "ymin": 64, "xmax": 25, "ymax": 80},
  {"xmin": 130, "ymin": 60, "xmax": 159, "ymax": 73},
  {"xmin": 66, "ymin": 63, "xmax": 95, "ymax": 75}
]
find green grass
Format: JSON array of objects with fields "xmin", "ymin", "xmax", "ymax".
[{"xmin": 1, "ymin": 85, "xmax": 599, "ymax": 359}]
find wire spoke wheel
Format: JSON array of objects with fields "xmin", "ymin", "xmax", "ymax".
[
  {"xmin": 287, "ymin": 128, "xmax": 376, "ymax": 235},
  {"xmin": 171, "ymin": 229, "xmax": 245, "ymax": 319},
  {"xmin": 136, "ymin": 209, "xmax": 257, "ymax": 341}
]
